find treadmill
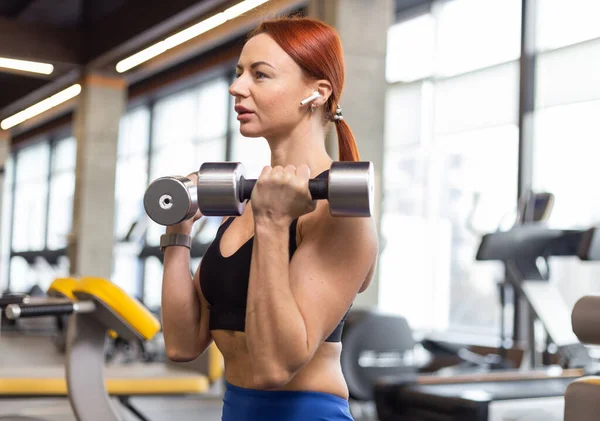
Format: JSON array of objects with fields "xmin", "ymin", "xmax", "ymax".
[
  {"xmin": 374, "ymin": 193, "xmax": 599, "ymax": 421},
  {"xmin": 375, "ymin": 371, "xmax": 580, "ymax": 421},
  {"xmin": 475, "ymin": 224, "xmax": 591, "ymax": 370}
]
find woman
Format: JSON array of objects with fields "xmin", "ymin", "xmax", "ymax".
[{"xmin": 160, "ymin": 16, "xmax": 379, "ymax": 421}]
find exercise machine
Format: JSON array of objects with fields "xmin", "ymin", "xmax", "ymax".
[
  {"xmin": 475, "ymin": 206, "xmax": 594, "ymax": 370},
  {"xmin": 0, "ymin": 277, "xmax": 221, "ymax": 421},
  {"xmin": 375, "ymin": 369, "xmax": 579, "ymax": 421},
  {"xmin": 373, "ymin": 199, "xmax": 600, "ymax": 420},
  {"xmin": 339, "ymin": 193, "xmax": 558, "ymax": 419},
  {"xmin": 340, "ymin": 310, "xmax": 419, "ymax": 419},
  {"xmin": 409, "ymin": 191, "xmax": 558, "ymax": 377}
]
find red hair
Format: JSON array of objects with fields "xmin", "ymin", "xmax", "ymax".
[{"xmin": 250, "ymin": 17, "xmax": 360, "ymax": 162}]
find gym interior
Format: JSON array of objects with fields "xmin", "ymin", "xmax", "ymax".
[{"xmin": 0, "ymin": 0, "xmax": 599, "ymax": 420}]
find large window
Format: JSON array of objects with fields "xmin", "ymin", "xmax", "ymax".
[
  {"xmin": 386, "ymin": 14, "xmax": 435, "ymax": 83},
  {"xmin": 384, "ymin": 0, "xmax": 600, "ymax": 341},
  {"xmin": 12, "ymin": 142, "xmax": 50, "ymax": 253},
  {"xmin": 535, "ymin": 38, "xmax": 600, "ymax": 110},
  {"xmin": 8, "ymin": 134, "xmax": 76, "ymax": 292},
  {"xmin": 535, "ymin": 0, "xmax": 600, "ymax": 53},
  {"xmin": 382, "ymin": 0, "xmax": 521, "ymax": 336},
  {"xmin": 531, "ymin": 2, "xmax": 600, "ymax": 311},
  {"xmin": 47, "ymin": 137, "xmax": 77, "ymax": 250},
  {"xmin": 114, "ymin": 107, "xmax": 150, "ymax": 242},
  {"xmin": 532, "ymin": 101, "xmax": 600, "ymax": 230},
  {"xmin": 435, "ymin": 0, "xmax": 521, "ymax": 77},
  {"xmin": 386, "ymin": 0, "xmax": 521, "ymax": 83},
  {"xmin": 113, "ymin": 106, "xmax": 150, "ymax": 298}
]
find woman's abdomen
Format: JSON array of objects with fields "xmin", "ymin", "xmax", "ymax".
[{"xmin": 212, "ymin": 330, "xmax": 349, "ymax": 399}]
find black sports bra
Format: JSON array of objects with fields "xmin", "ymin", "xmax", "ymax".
[{"xmin": 199, "ymin": 171, "xmax": 349, "ymax": 343}]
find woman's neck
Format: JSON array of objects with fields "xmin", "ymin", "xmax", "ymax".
[{"xmin": 266, "ymin": 120, "xmax": 333, "ymax": 177}]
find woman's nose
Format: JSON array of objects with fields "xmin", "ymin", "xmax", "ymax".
[{"xmin": 229, "ymin": 75, "xmax": 249, "ymax": 97}]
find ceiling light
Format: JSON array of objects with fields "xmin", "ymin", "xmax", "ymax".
[
  {"xmin": 1, "ymin": 84, "xmax": 81, "ymax": 130},
  {"xmin": 116, "ymin": 0, "xmax": 269, "ymax": 73},
  {"xmin": 0, "ymin": 57, "xmax": 54, "ymax": 75}
]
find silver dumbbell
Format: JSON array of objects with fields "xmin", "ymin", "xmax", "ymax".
[{"xmin": 143, "ymin": 161, "xmax": 374, "ymax": 226}]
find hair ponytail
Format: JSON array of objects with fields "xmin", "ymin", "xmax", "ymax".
[{"xmin": 335, "ymin": 120, "xmax": 360, "ymax": 162}]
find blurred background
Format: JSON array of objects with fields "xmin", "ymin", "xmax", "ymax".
[
  {"xmin": 0, "ymin": 0, "xmax": 599, "ymax": 384},
  {"xmin": 0, "ymin": 0, "xmax": 600, "ymax": 421}
]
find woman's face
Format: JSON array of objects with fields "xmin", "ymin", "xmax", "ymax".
[{"xmin": 229, "ymin": 33, "xmax": 315, "ymax": 139}]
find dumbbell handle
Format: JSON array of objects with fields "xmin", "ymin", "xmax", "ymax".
[
  {"xmin": 5, "ymin": 301, "xmax": 96, "ymax": 320},
  {"xmin": 239, "ymin": 177, "xmax": 328, "ymax": 202}
]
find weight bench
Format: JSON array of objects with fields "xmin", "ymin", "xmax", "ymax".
[
  {"xmin": 0, "ymin": 363, "xmax": 211, "ymax": 421},
  {"xmin": 2, "ymin": 277, "xmax": 223, "ymax": 421}
]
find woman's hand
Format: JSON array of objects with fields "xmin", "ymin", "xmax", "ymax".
[
  {"xmin": 165, "ymin": 172, "xmax": 203, "ymax": 235},
  {"xmin": 251, "ymin": 165, "xmax": 317, "ymax": 225}
]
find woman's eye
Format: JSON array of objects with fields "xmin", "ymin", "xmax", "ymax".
[{"xmin": 255, "ymin": 72, "xmax": 267, "ymax": 79}]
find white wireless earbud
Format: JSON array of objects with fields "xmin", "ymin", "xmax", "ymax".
[{"xmin": 300, "ymin": 91, "xmax": 321, "ymax": 106}]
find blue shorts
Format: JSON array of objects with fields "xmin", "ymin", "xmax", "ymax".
[{"xmin": 221, "ymin": 381, "xmax": 354, "ymax": 421}]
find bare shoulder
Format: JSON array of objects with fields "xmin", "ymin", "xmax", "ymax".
[
  {"xmin": 300, "ymin": 202, "xmax": 377, "ymax": 245},
  {"xmin": 298, "ymin": 203, "xmax": 378, "ymax": 283}
]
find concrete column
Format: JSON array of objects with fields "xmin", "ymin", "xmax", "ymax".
[
  {"xmin": 69, "ymin": 74, "xmax": 127, "ymax": 278},
  {"xmin": 0, "ymin": 130, "xmax": 11, "ymax": 289},
  {"xmin": 309, "ymin": 0, "xmax": 392, "ymax": 309}
]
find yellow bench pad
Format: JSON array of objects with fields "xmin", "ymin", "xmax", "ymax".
[
  {"xmin": 47, "ymin": 278, "xmax": 79, "ymax": 300},
  {"xmin": 74, "ymin": 277, "xmax": 161, "ymax": 340},
  {"xmin": 0, "ymin": 364, "xmax": 209, "ymax": 396},
  {"xmin": 0, "ymin": 377, "xmax": 209, "ymax": 396}
]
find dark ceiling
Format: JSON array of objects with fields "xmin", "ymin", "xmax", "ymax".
[
  {"xmin": 0, "ymin": 0, "xmax": 126, "ymax": 27},
  {"xmin": 0, "ymin": 0, "xmax": 431, "ymax": 120},
  {"xmin": 0, "ymin": 0, "xmax": 121, "ymax": 111},
  {"xmin": 0, "ymin": 0, "xmax": 227, "ymax": 116}
]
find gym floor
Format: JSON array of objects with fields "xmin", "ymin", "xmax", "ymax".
[
  {"xmin": 0, "ymin": 324, "xmax": 225, "ymax": 421},
  {"xmin": 2, "ymin": 397, "xmax": 224, "ymax": 421}
]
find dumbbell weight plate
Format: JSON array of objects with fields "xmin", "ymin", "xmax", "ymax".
[
  {"xmin": 197, "ymin": 162, "xmax": 247, "ymax": 216},
  {"xmin": 143, "ymin": 176, "xmax": 198, "ymax": 226},
  {"xmin": 328, "ymin": 161, "xmax": 374, "ymax": 217}
]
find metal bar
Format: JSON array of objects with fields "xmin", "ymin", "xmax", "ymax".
[
  {"xmin": 6, "ymin": 150, "xmax": 17, "ymax": 291},
  {"xmin": 140, "ymin": 100, "xmax": 155, "ymax": 304},
  {"xmin": 517, "ymin": 0, "xmax": 537, "ymax": 199},
  {"xmin": 44, "ymin": 137, "xmax": 54, "ymax": 250},
  {"xmin": 10, "ymin": 248, "xmax": 68, "ymax": 265},
  {"xmin": 514, "ymin": 0, "xmax": 537, "ymax": 350}
]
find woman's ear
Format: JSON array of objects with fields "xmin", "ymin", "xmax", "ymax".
[{"xmin": 315, "ymin": 80, "xmax": 333, "ymax": 106}]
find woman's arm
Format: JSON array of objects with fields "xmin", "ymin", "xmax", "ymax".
[
  {"xmin": 160, "ymin": 180, "xmax": 213, "ymax": 362},
  {"xmin": 245, "ymin": 213, "xmax": 378, "ymax": 388},
  {"xmin": 161, "ymin": 246, "xmax": 212, "ymax": 362}
]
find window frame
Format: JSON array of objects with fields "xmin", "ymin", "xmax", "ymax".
[
  {"xmin": 6, "ymin": 125, "xmax": 74, "ymax": 291},
  {"xmin": 382, "ymin": 0, "xmax": 528, "ymax": 344}
]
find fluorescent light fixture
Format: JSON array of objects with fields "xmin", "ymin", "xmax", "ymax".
[
  {"xmin": 0, "ymin": 84, "xmax": 81, "ymax": 130},
  {"xmin": 0, "ymin": 57, "xmax": 54, "ymax": 75},
  {"xmin": 116, "ymin": 0, "xmax": 269, "ymax": 73}
]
